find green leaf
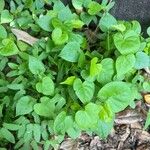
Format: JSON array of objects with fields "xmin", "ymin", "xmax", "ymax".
[
  {"xmin": 58, "ymin": 6, "xmax": 73, "ymax": 22},
  {"xmin": 33, "ymin": 124, "xmax": 41, "ymax": 142},
  {"xmin": 98, "ymin": 81, "xmax": 133, "ymax": 113},
  {"xmin": 75, "ymin": 103, "xmax": 100, "ymax": 129},
  {"xmin": 52, "ymin": 27, "xmax": 68, "ymax": 45},
  {"xmin": 94, "ymin": 118, "xmax": 114, "ymax": 139},
  {"xmin": 28, "ymin": 56, "xmax": 45, "ymax": 75},
  {"xmin": 0, "ymin": 39, "xmax": 19, "ymax": 56},
  {"xmin": 0, "ymin": 128, "xmax": 15, "ymax": 143},
  {"xmin": 34, "ymin": 95, "xmax": 66, "ymax": 117},
  {"xmin": 97, "ymin": 58, "xmax": 114, "ymax": 85},
  {"xmin": 90, "ymin": 57, "xmax": 102, "ymax": 77},
  {"xmin": 143, "ymin": 82, "xmax": 150, "ymax": 92},
  {"xmin": 73, "ymin": 78, "xmax": 95, "ymax": 104},
  {"xmin": 111, "ymin": 24, "xmax": 126, "ymax": 32},
  {"xmin": 0, "ymin": 25, "xmax": 7, "ymax": 39},
  {"xmin": 99, "ymin": 103, "xmax": 113, "ymax": 122},
  {"xmin": 131, "ymin": 21, "xmax": 141, "ymax": 34},
  {"xmin": 60, "ymin": 76, "xmax": 76, "ymax": 85},
  {"xmin": 114, "ymin": 30, "xmax": 141, "ymax": 55},
  {"xmin": 59, "ymin": 42, "xmax": 81, "ymax": 62},
  {"xmin": 1, "ymin": 10, "xmax": 13, "ymax": 24},
  {"xmin": 116, "ymin": 54, "xmax": 136, "ymax": 77},
  {"xmin": 0, "ymin": 0, "xmax": 5, "ymax": 13},
  {"xmin": 99, "ymin": 13, "xmax": 117, "ymax": 32},
  {"xmin": 3, "ymin": 123, "xmax": 20, "ymax": 131},
  {"xmin": 16, "ymin": 96, "xmax": 35, "ymax": 116},
  {"xmin": 54, "ymin": 111, "xmax": 73, "ymax": 135},
  {"xmin": 37, "ymin": 15, "xmax": 52, "ymax": 32},
  {"xmin": 70, "ymin": 19, "xmax": 84, "ymax": 29},
  {"xmin": 134, "ymin": 52, "xmax": 150, "ymax": 69},
  {"xmin": 88, "ymin": 1, "xmax": 102, "ymax": 15},
  {"xmin": 147, "ymin": 26, "xmax": 150, "ymax": 36},
  {"xmin": 72, "ymin": 0, "xmax": 84, "ymax": 10},
  {"xmin": 34, "ymin": 97, "xmax": 55, "ymax": 117},
  {"xmin": 36, "ymin": 76, "xmax": 54, "ymax": 96}
]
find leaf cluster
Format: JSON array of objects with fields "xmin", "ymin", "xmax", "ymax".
[{"xmin": 0, "ymin": 0, "xmax": 150, "ymax": 149}]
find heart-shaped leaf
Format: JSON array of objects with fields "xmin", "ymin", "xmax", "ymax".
[
  {"xmin": 97, "ymin": 58, "xmax": 115, "ymax": 85},
  {"xmin": 90, "ymin": 57, "xmax": 102, "ymax": 77},
  {"xmin": 0, "ymin": 39, "xmax": 19, "ymax": 56},
  {"xmin": 75, "ymin": 103, "xmax": 100, "ymax": 129},
  {"xmin": 98, "ymin": 81, "xmax": 133, "ymax": 113},
  {"xmin": 36, "ymin": 76, "xmax": 54, "ymax": 96},
  {"xmin": 16, "ymin": 96, "xmax": 35, "ymax": 116},
  {"xmin": 114, "ymin": 30, "xmax": 141, "ymax": 55},
  {"xmin": 73, "ymin": 78, "xmax": 95, "ymax": 104},
  {"xmin": 1, "ymin": 10, "xmax": 13, "ymax": 24},
  {"xmin": 59, "ymin": 42, "xmax": 81, "ymax": 62},
  {"xmin": 116, "ymin": 54, "xmax": 136, "ymax": 77},
  {"xmin": 29, "ymin": 56, "xmax": 45, "ymax": 75}
]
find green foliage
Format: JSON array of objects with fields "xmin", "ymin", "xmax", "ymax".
[
  {"xmin": 114, "ymin": 30, "xmax": 141, "ymax": 55},
  {"xmin": 0, "ymin": 0, "xmax": 150, "ymax": 149},
  {"xmin": 73, "ymin": 78, "xmax": 95, "ymax": 104}
]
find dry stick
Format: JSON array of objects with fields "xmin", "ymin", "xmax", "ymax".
[{"xmin": 11, "ymin": 28, "xmax": 39, "ymax": 46}]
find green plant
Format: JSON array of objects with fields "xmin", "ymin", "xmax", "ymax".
[{"xmin": 0, "ymin": 0, "xmax": 150, "ymax": 149}]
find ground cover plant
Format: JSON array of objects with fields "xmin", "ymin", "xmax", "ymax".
[{"xmin": 0, "ymin": 0, "xmax": 150, "ymax": 149}]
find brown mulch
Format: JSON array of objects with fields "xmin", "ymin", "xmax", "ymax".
[{"xmin": 59, "ymin": 101, "xmax": 150, "ymax": 150}]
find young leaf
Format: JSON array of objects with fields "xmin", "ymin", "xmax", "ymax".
[
  {"xmin": 114, "ymin": 30, "xmax": 141, "ymax": 55},
  {"xmin": 52, "ymin": 27, "xmax": 68, "ymax": 45},
  {"xmin": 0, "ymin": 39, "xmax": 19, "ymax": 56},
  {"xmin": 59, "ymin": 42, "xmax": 81, "ymax": 62},
  {"xmin": 88, "ymin": 1, "xmax": 102, "ymax": 15},
  {"xmin": 36, "ymin": 76, "xmax": 55, "ymax": 96},
  {"xmin": 1, "ymin": 10, "xmax": 13, "ymax": 24},
  {"xmin": 90, "ymin": 57, "xmax": 102, "ymax": 77},
  {"xmin": 99, "ymin": 103, "xmax": 113, "ymax": 122},
  {"xmin": 99, "ymin": 13, "xmax": 117, "ymax": 32},
  {"xmin": 98, "ymin": 81, "xmax": 133, "ymax": 113},
  {"xmin": 28, "ymin": 56, "xmax": 45, "ymax": 75},
  {"xmin": 116, "ymin": 54, "xmax": 136, "ymax": 77},
  {"xmin": 16, "ymin": 96, "xmax": 35, "ymax": 116},
  {"xmin": 73, "ymin": 78, "xmax": 95, "ymax": 104},
  {"xmin": 60, "ymin": 76, "xmax": 76, "ymax": 85},
  {"xmin": 97, "ymin": 58, "xmax": 114, "ymax": 85},
  {"xmin": 72, "ymin": 0, "xmax": 84, "ymax": 10}
]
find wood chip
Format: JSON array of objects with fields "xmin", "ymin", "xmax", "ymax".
[
  {"xmin": 59, "ymin": 138, "xmax": 77, "ymax": 150},
  {"xmin": 115, "ymin": 109, "xmax": 142, "ymax": 124},
  {"xmin": 144, "ymin": 94, "xmax": 150, "ymax": 104},
  {"xmin": 11, "ymin": 28, "xmax": 39, "ymax": 46},
  {"xmin": 117, "ymin": 125, "xmax": 130, "ymax": 150}
]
